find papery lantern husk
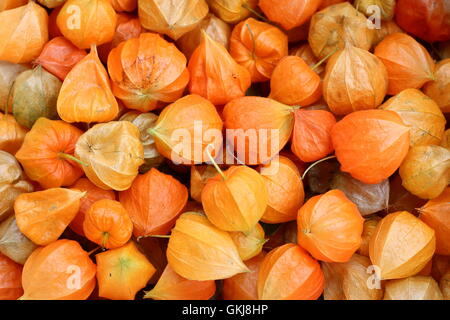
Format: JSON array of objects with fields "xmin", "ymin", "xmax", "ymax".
[
  {"xmin": 323, "ymin": 44, "xmax": 388, "ymax": 115},
  {"xmin": 0, "ymin": 151, "xmax": 33, "ymax": 222},
  {"xmin": 57, "ymin": 45, "xmax": 119, "ymax": 123},
  {"xmin": 0, "ymin": 252, "xmax": 23, "ymax": 300},
  {"xmin": 399, "ymin": 145, "xmax": 450, "ymax": 199},
  {"xmin": 0, "ymin": 61, "xmax": 28, "ymax": 113},
  {"xmin": 322, "ymin": 253, "xmax": 384, "ymax": 300},
  {"xmin": 259, "ymin": 0, "xmax": 322, "ymax": 30},
  {"xmin": 201, "ymin": 166, "xmax": 268, "ymax": 232},
  {"xmin": 372, "ymin": 20, "xmax": 403, "ymax": 47},
  {"xmin": 291, "ymin": 109, "xmax": 336, "ymax": 163},
  {"xmin": 35, "ymin": 36, "xmax": 87, "ymax": 81},
  {"xmin": 289, "ymin": 44, "xmax": 324, "ymax": 75},
  {"xmin": 21, "ymin": 239, "xmax": 96, "ymax": 300},
  {"xmin": 318, "ymin": 0, "xmax": 348, "ymax": 9},
  {"xmin": 207, "ymin": 0, "xmax": 258, "ymax": 24},
  {"xmin": 149, "ymin": 94, "xmax": 223, "ymax": 165},
  {"xmin": 16, "ymin": 118, "xmax": 84, "ymax": 189},
  {"xmin": 167, "ymin": 212, "xmax": 249, "ymax": 281},
  {"xmin": 57, "ymin": 0, "xmax": 117, "ymax": 49},
  {"xmin": 177, "ymin": 13, "xmax": 231, "ymax": 60},
  {"xmin": 119, "ymin": 111, "xmax": 164, "ymax": 170},
  {"xmin": 190, "ymin": 165, "xmax": 220, "ymax": 203},
  {"xmin": 424, "ymin": 59, "xmax": 450, "ymax": 113},
  {"xmin": 0, "ymin": 114, "xmax": 28, "ymax": 155},
  {"xmin": 222, "ymin": 252, "xmax": 265, "ymax": 300},
  {"xmin": 258, "ymin": 244, "xmax": 324, "ymax": 300},
  {"xmin": 374, "ymin": 33, "xmax": 436, "ymax": 95},
  {"xmin": 331, "ymin": 172, "xmax": 389, "ymax": 216},
  {"xmin": 297, "ymin": 189, "xmax": 364, "ymax": 263},
  {"xmin": 10, "ymin": 66, "xmax": 61, "ymax": 129},
  {"xmin": 230, "ymin": 18, "xmax": 289, "ymax": 82},
  {"xmin": 107, "ymin": 33, "xmax": 189, "ymax": 113},
  {"xmin": 384, "ymin": 276, "xmax": 444, "ymax": 300},
  {"xmin": 111, "ymin": 0, "xmax": 136, "ymax": 12},
  {"xmin": 138, "ymin": 0, "xmax": 208, "ymax": 40},
  {"xmin": 48, "ymin": 5, "xmax": 62, "ymax": 38},
  {"xmin": 331, "ymin": 109, "xmax": 410, "ymax": 184},
  {"xmin": 440, "ymin": 271, "xmax": 450, "ymax": 300},
  {"xmin": 358, "ymin": 217, "xmax": 381, "ymax": 257},
  {"xmin": 37, "ymin": 0, "xmax": 66, "ymax": 8},
  {"xmin": 144, "ymin": 264, "xmax": 216, "ymax": 300},
  {"xmin": 188, "ymin": 32, "xmax": 251, "ymax": 106},
  {"xmin": 0, "ymin": 2, "xmax": 48, "ymax": 63},
  {"xmin": 309, "ymin": 2, "xmax": 374, "ymax": 60},
  {"xmin": 355, "ymin": 0, "xmax": 395, "ymax": 20},
  {"xmin": 269, "ymin": 56, "xmax": 322, "ymax": 107},
  {"xmin": 119, "ymin": 168, "xmax": 188, "ymax": 237},
  {"xmin": 98, "ymin": 14, "xmax": 143, "ymax": 64},
  {"xmin": 418, "ymin": 188, "xmax": 450, "ymax": 255},
  {"xmin": 223, "ymin": 96, "xmax": 295, "ymax": 165},
  {"xmin": 229, "ymin": 223, "xmax": 265, "ymax": 261},
  {"xmin": 75, "ymin": 121, "xmax": 144, "ymax": 191},
  {"xmin": 0, "ymin": 216, "xmax": 37, "ymax": 265},
  {"xmin": 441, "ymin": 129, "xmax": 450, "ymax": 149},
  {"xmin": 14, "ymin": 188, "xmax": 85, "ymax": 246},
  {"xmin": 258, "ymin": 156, "xmax": 304, "ymax": 224},
  {"xmin": 369, "ymin": 211, "xmax": 436, "ymax": 280},
  {"xmin": 0, "ymin": 0, "xmax": 27, "ymax": 11},
  {"xmin": 381, "ymin": 89, "xmax": 446, "ymax": 147}
]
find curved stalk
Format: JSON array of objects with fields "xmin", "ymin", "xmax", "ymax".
[{"xmin": 301, "ymin": 155, "xmax": 337, "ymax": 180}]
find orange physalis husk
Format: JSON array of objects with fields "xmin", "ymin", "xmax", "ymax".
[
  {"xmin": 83, "ymin": 199, "xmax": 133, "ymax": 249},
  {"xmin": 322, "ymin": 253, "xmax": 384, "ymax": 300},
  {"xmin": 423, "ymin": 58, "xmax": 450, "ymax": 113},
  {"xmin": 358, "ymin": 216, "xmax": 381, "ymax": 257},
  {"xmin": 207, "ymin": 0, "xmax": 258, "ymax": 24},
  {"xmin": 96, "ymin": 241, "xmax": 156, "ymax": 300},
  {"xmin": 149, "ymin": 94, "xmax": 223, "ymax": 164},
  {"xmin": 37, "ymin": 0, "xmax": 67, "ymax": 8},
  {"xmin": 75, "ymin": 121, "xmax": 144, "ymax": 191},
  {"xmin": 190, "ymin": 165, "xmax": 221, "ymax": 203},
  {"xmin": 269, "ymin": 56, "xmax": 322, "ymax": 107},
  {"xmin": 384, "ymin": 276, "xmax": 444, "ymax": 300},
  {"xmin": 97, "ymin": 14, "xmax": 143, "ymax": 63},
  {"xmin": 223, "ymin": 96, "xmax": 295, "ymax": 165},
  {"xmin": 0, "ymin": 151, "xmax": 33, "ymax": 222},
  {"xmin": 57, "ymin": 0, "xmax": 117, "ymax": 49},
  {"xmin": 229, "ymin": 223, "xmax": 266, "ymax": 261},
  {"xmin": 201, "ymin": 166, "xmax": 268, "ymax": 233},
  {"xmin": 0, "ymin": 114, "xmax": 28, "ymax": 155},
  {"xmin": 289, "ymin": 43, "xmax": 324, "ymax": 75},
  {"xmin": 230, "ymin": 18, "xmax": 288, "ymax": 82},
  {"xmin": 48, "ymin": 5, "xmax": 62, "ymax": 38},
  {"xmin": 258, "ymin": 244, "xmax": 324, "ymax": 300},
  {"xmin": 440, "ymin": 271, "xmax": 450, "ymax": 300},
  {"xmin": 291, "ymin": 109, "xmax": 336, "ymax": 163},
  {"xmin": 381, "ymin": 89, "xmax": 446, "ymax": 147},
  {"xmin": 0, "ymin": 61, "xmax": 28, "ymax": 113},
  {"xmin": 222, "ymin": 252, "xmax": 265, "ymax": 300},
  {"xmin": 167, "ymin": 212, "xmax": 249, "ymax": 281},
  {"xmin": 418, "ymin": 187, "xmax": 450, "ymax": 255},
  {"xmin": 111, "ymin": 0, "xmax": 136, "ymax": 12},
  {"xmin": 138, "ymin": 0, "xmax": 208, "ymax": 40},
  {"xmin": 144, "ymin": 264, "xmax": 216, "ymax": 300},
  {"xmin": 35, "ymin": 36, "xmax": 87, "ymax": 81},
  {"xmin": 14, "ymin": 188, "xmax": 85, "ymax": 245},
  {"xmin": 20, "ymin": 239, "xmax": 96, "ymax": 300},
  {"xmin": 188, "ymin": 32, "xmax": 251, "ymax": 106},
  {"xmin": 119, "ymin": 168, "xmax": 188, "ymax": 237},
  {"xmin": 318, "ymin": 0, "xmax": 348, "ymax": 9},
  {"xmin": 258, "ymin": 156, "xmax": 304, "ymax": 224},
  {"xmin": 16, "ymin": 118, "xmax": 84, "ymax": 189},
  {"xmin": 442, "ymin": 129, "xmax": 450, "ymax": 149},
  {"xmin": 372, "ymin": 20, "xmax": 404, "ymax": 46},
  {"xmin": 369, "ymin": 211, "xmax": 436, "ymax": 280},
  {"xmin": 331, "ymin": 109, "xmax": 410, "ymax": 184},
  {"xmin": 355, "ymin": 0, "xmax": 395, "ymax": 20},
  {"xmin": 323, "ymin": 44, "xmax": 388, "ymax": 115},
  {"xmin": 0, "ymin": 252, "xmax": 23, "ymax": 300},
  {"xmin": 374, "ymin": 33, "xmax": 435, "ymax": 95},
  {"xmin": 399, "ymin": 145, "xmax": 450, "ymax": 199},
  {"xmin": 259, "ymin": 0, "xmax": 322, "ymax": 30},
  {"xmin": 69, "ymin": 178, "xmax": 116, "ymax": 237},
  {"xmin": 0, "ymin": 2, "xmax": 48, "ymax": 63},
  {"xmin": 107, "ymin": 33, "xmax": 189, "ymax": 113},
  {"xmin": 57, "ymin": 45, "xmax": 119, "ymax": 123},
  {"xmin": 177, "ymin": 13, "xmax": 231, "ymax": 60},
  {"xmin": 308, "ymin": 2, "xmax": 374, "ymax": 60},
  {"xmin": 0, "ymin": 0, "xmax": 27, "ymax": 11},
  {"xmin": 297, "ymin": 189, "xmax": 364, "ymax": 263},
  {"xmin": 0, "ymin": 215, "xmax": 37, "ymax": 264}
]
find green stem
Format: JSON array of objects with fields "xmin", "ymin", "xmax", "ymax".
[
  {"xmin": 58, "ymin": 152, "xmax": 89, "ymax": 167},
  {"xmin": 206, "ymin": 144, "xmax": 226, "ymax": 180},
  {"xmin": 137, "ymin": 234, "xmax": 171, "ymax": 241},
  {"xmin": 245, "ymin": 24, "xmax": 256, "ymax": 60},
  {"xmin": 301, "ymin": 155, "xmax": 337, "ymax": 180},
  {"xmin": 311, "ymin": 47, "xmax": 339, "ymax": 71},
  {"xmin": 242, "ymin": 3, "xmax": 270, "ymax": 23}
]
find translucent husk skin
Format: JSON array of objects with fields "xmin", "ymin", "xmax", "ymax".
[
  {"xmin": 423, "ymin": 59, "xmax": 450, "ymax": 113},
  {"xmin": 0, "ymin": 61, "xmax": 28, "ymax": 113},
  {"xmin": 384, "ymin": 276, "xmax": 444, "ymax": 300},
  {"xmin": 355, "ymin": 0, "xmax": 396, "ymax": 20},
  {"xmin": 207, "ymin": 0, "xmax": 258, "ymax": 24},
  {"xmin": 0, "ymin": 216, "xmax": 37, "ymax": 265}
]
